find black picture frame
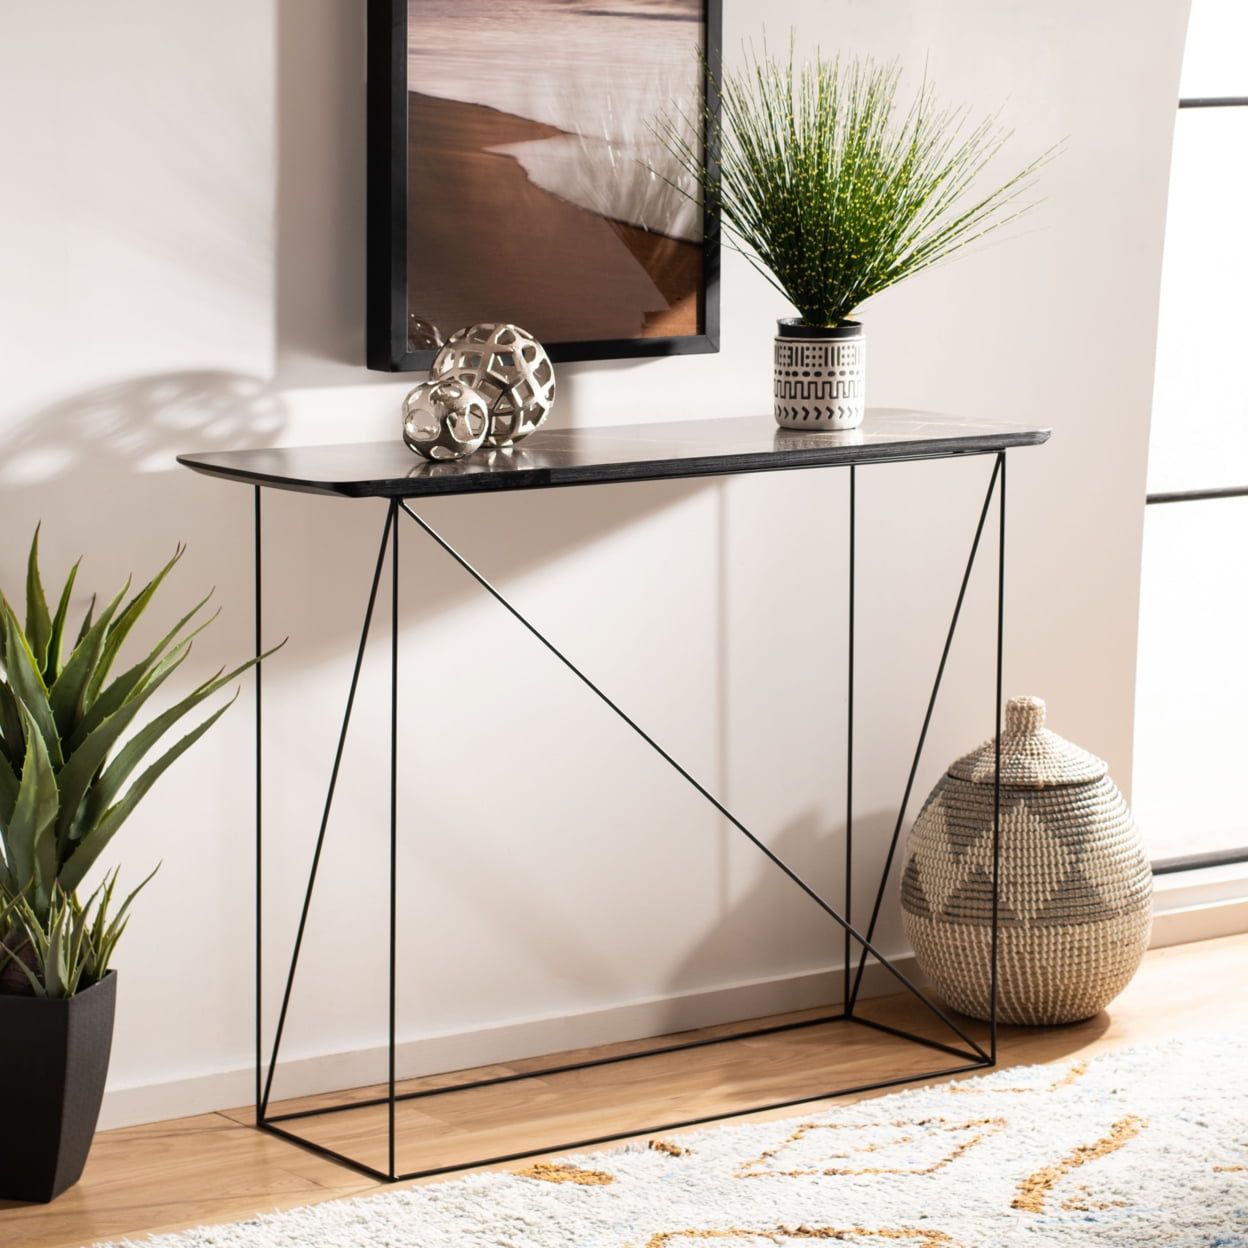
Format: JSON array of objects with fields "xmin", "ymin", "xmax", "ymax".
[{"xmin": 366, "ymin": 0, "xmax": 721, "ymax": 372}]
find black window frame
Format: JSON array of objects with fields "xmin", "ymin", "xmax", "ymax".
[{"xmin": 1144, "ymin": 92, "xmax": 1248, "ymax": 875}]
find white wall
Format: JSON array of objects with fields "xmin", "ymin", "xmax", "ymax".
[{"xmin": 0, "ymin": 0, "xmax": 1188, "ymax": 1127}]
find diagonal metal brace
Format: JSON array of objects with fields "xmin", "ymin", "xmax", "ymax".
[
  {"xmin": 848, "ymin": 454, "xmax": 1003, "ymax": 1012},
  {"xmin": 398, "ymin": 499, "xmax": 988, "ymax": 1060}
]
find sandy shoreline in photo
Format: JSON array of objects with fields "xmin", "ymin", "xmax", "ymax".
[{"xmin": 406, "ymin": 91, "xmax": 701, "ymax": 345}]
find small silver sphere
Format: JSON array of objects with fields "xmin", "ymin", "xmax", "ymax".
[
  {"xmin": 401, "ymin": 378, "xmax": 489, "ymax": 461},
  {"xmin": 431, "ymin": 323, "xmax": 556, "ymax": 447}
]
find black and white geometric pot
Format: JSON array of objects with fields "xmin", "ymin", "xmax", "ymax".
[{"xmin": 773, "ymin": 318, "xmax": 865, "ymax": 430}]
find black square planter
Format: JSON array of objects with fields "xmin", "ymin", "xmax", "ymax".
[{"xmin": 0, "ymin": 971, "xmax": 116, "ymax": 1203}]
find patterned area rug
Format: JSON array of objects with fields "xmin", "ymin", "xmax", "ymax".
[{"xmin": 106, "ymin": 1037, "xmax": 1247, "ymax": 1247}]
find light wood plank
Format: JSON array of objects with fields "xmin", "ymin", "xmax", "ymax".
[{"xmin": 2, "ymin": 934, "xmax": 1244, "ymax": 1248}]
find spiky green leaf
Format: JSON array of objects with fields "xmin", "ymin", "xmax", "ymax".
[
  {"xmin": 67, "ymin": 593, "xmax": 216, "ymax": 755},
  {"xmin": 0, "ymin": 679, "xmax": 24, "ymax": 774},
  {"xmin": 43, "ymin": 904, "xmax": 65, "ymax": 998},
  {"xmin": 93, "ymin": 864, "xmax": 157, "ymax": 978},
  {"xmin": 48, "ymin": 579, "xmax": 129, "ymax": 739},
  {"xmin": 44, "ymin": 557, "xmax": 81, "ymax": 685},
  {"xmin": 0, "ymin": 599, "xmax": 62, "ymax": 767},
  {"xmin": 0, "ymin": 887, "xmax": 27, "ymax": 976},
  {"xmin": 59, "ymin": 696, "xmax": 236, "ymax": 894},
  {"xmin": 54, "ymin": 646, "xmax": 190, "ymax": 854},
  {"xmin": 83, "ymin": 643, "xmax": 279, "ymax": 832},
  {"xmin": 6, "ymin": 706, "xmax": 59, "ymax": 912},
  {"xmin": 0, "ymin": 747, "xmax": 18, "ymax": 828},
  {"xmin": 86, "ymin": 545, "xmax": 185, "ymax": 705},
  {"xmin": 0, "ymin": 939, "xmax": 44, "ymax": 996},
  {"xmin": 25, "ymin": 525, "xmax": 52, "ymax": 673},
  {"xmin": 75, "ymin": 594, "xmax": 96, "ymax": 649}
]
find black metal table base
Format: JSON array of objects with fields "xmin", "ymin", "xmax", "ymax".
[
  {"xmin": 251, "ymin": 453, "xmax": 1007, "ymax": 1183},
  {"xmin": 259, "ymin": 1014, "xmax": 988, "ymax": 1184}
]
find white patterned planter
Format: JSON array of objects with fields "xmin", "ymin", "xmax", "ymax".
[{"xmin": 773, "ymin": 319, "xmax": 865, "ymax": 430}]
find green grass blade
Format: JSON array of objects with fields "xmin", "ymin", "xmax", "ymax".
[{"xmin": 655, "ymin": 44, "xmax": 1050, "ymax": 327}]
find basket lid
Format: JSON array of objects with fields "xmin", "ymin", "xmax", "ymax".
[{"xmin": 947, "ymin": 696, "xmax": 1107, "ymax": 788}]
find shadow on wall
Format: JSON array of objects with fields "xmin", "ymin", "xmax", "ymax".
[
  {"xmin": 0, "ymin": 0, "xmax": 867, "ymax": 1084},
  {"xmin": 0, "ymin": 364, "xmax": 725, "ymax": 691},
  {"xmin": 0, "ymin": 372, "xmax": 287, "ymax": 565}
]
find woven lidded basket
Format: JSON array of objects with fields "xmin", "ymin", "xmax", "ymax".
[{"xmin": 900, "ymin": 696, "xmax": 1152, "ymax": 1025}]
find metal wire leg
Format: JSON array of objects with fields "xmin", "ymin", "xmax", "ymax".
[
  {"xmin": 844, "ymin": 466, "xmax": 855, "ymax": 1016},
  {"xmin": 254, "ymin": 487, "xmax": 263, "ymax": 1118},
  {"xmin": 991, "ymin": 453, "xmax": 1006, "ymax": 1061},
  {"xmin": 388, "ymin": 507, "xmax": 399, "ymax": 1178},
  {"xmin": 847, "ymin": 456, "xmax": 1003, "ymax": 1015},
  {"xmin": 259, "ymin": 502, "xmax": 396, "ymax": 1117}
]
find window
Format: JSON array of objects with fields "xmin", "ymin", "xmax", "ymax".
[{"xmin": 1133, "ymin": 0, "xmax": 1248, "ymax": 872}]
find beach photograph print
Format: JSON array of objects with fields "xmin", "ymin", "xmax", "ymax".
[{"xmin": 405, "ymin": 0, "xmax": 713, "ymax": 357}]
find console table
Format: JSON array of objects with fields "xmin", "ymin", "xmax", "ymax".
[{"xmin": 178, "ymin": 408, "xmax": 1050, "ymax": 1182}]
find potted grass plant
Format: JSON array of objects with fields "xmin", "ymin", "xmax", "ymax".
[
  {"xmin": 0, "ymin": 529, "xmax": 272, "ymax": 1202},
  {"xmin": 660, "ymin": 47, "xmax": 1053, "ymax": 430}
]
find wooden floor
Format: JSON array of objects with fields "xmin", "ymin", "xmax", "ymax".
[{"xmin": 4, "ymin": 934, "xmax": 1245, "ymax": 1248}]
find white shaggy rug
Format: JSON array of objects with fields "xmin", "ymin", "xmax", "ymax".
[{"xmin": 106, "ymin": 1036, "xmax": 1247, "ymax": 1247}]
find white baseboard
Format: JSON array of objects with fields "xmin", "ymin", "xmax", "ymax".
[
  {"xmin": 101, "ymin": 881, "xmax": 1248, "ymax": 1132},
  {"xmin": 99, "ymin": 956, "xmax": 916, "ymax": 1130},
  {"xmin": 1149, "ymin": 898, "xmax": 1248, "ymax": 949},
  {"xmin": 1150, "ymin": 862, "xmax": 1248, "ymax": 949}
]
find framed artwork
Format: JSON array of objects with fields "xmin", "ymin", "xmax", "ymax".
[{"xmin": 367, "ymin": 0, "xmax": 721, "ymax": 371}]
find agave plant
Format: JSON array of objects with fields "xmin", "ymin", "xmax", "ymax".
[
  {"xmin": 0, "ymin": 870, "xmax": 153, "ymax": 998},
  {"xmin": 0, "ymin": 528, "xmax": 273, "ymax": 934},
  {"xmin": 659, "ymin": 45, "xmax": 1055, "ymax": 327}
]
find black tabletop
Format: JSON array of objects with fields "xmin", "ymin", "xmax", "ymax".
[{"xmin": 177, "ymin": 410, "xmax": 1049, "ymax": 500}]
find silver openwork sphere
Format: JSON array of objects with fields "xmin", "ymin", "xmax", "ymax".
[
  {"xmin": 431, "ymin": 323, "xmax": 556, "ymax": 447},
  {"xmin": 401, "ymin": 378, "xmax": 489, "ymax": 461}
]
